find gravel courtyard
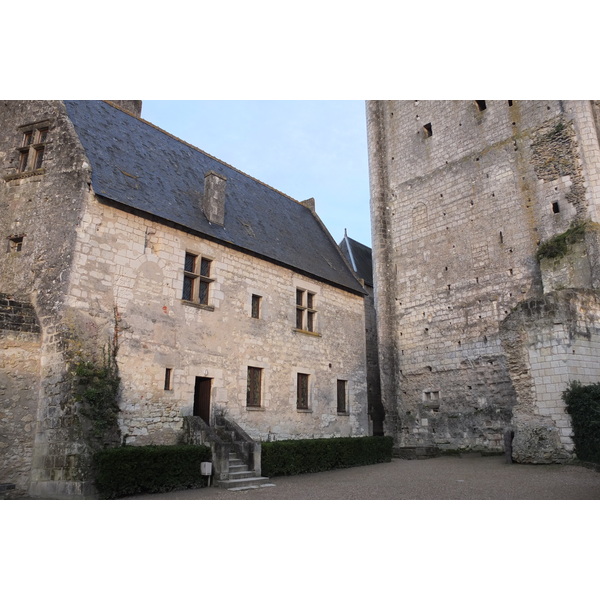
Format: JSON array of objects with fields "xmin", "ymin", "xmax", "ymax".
[{"xmin": 127, "ymin": 453, "xmax": 600, "ymax": 500}]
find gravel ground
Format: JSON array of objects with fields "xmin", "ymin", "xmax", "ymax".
[{"xmin": 126, "ymin": 454, "xmax": 600, "ymax": 500}]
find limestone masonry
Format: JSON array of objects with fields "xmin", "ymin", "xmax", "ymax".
[
  {"xmin": 0, "ymin": 101, "xmax": 369, "ymax": 498},
  {"xmin": 367, "ymin": 100, "xmax": 600, "ymax": 461}
]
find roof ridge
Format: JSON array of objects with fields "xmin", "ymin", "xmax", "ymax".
[{"xmin": 101, "ymin": 100, "xmax": 303, "ymax": 206}]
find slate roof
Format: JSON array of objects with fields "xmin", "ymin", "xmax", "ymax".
[
  {"xmin": 63, "ymin": 101, "xmax": 364, "ymax": 295},
  {"xmin": 339, "ymin": 233, "xmax": 373, "ymax": 287}
]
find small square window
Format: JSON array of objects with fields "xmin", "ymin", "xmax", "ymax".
[
  {"xmin": 475, "ymin": 100, "xmax": 487, "ymax": 111},
  {"xmin": 251, "ymin": 294, "xmax": 261, "ymax": 318},
  {"xmin": 8, "ymin": 236, "xmax": 24, "ymax": 253},
  {"xmin": 423, "ymin": 123, "xmax": 433, "ymax": 138}
]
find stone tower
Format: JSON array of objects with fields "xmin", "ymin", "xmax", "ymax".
[{"xmin": 367, "ymin": 100, "xmax": 600, "ymax": 461}]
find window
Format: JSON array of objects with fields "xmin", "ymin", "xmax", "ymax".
[
  {"xmin": 164, "ymin": 368, "xmax": 173, "ymax": 391},
  {"xmin": 246, "ymin": 367, "xmax": 262, "ymax": 407},
  {"xmin": 251, "ymin": 294, "xmax": 261, "ymax": 319},
  {"xmin": 182, "ymin": 252, "xmax": 213, "ymax": 305},
  {"xmin": 295, "ymin": 289, "xmax": 317, "ymax": 332},
  {"xmin": 423, "ymin": 122, "xmax": 432, "ymax": 138},
  {"xmin": 337, "ymin": 380, "xmax": 348, "ymax": 413},
  {"xmin": 17, "ymin": 125, "xmax": 48, "ymax": 173},
  {"xmin": 297, "ymin": 373, "xmax": 309, "ymax": 410},
  {"xmin": 475, "ymin": 100, "xmax": 487, "ymax": 111},
  {"xmin": 8, "ymin": 235, "xmax": 24, "ymax": 253}
]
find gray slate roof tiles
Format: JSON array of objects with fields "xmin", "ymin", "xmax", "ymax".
[{"xmin": 64, "ymin": 101, "xmax": 364, "ymax": 295}]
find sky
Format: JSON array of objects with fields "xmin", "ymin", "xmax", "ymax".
[{"xmin": 141, "ymin": 100, "xmax": 372, "ymax": 248}]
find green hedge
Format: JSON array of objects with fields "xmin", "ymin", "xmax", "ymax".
[
  {"xmin": 261, "ymin": 436, "xmax": 393, "ymax": 477},
  {"xmin": 94, "ymin": 444, "xmax": 212, "ymax": 498},
  {"xmin": 563, "ymin": 381, "xmax": 600, "ymax": 464}
]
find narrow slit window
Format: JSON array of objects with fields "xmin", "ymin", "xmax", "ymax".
[
  {"xmin": 337, "ymin": 380, "xmax": 348, "ymax": 413},
  {"xmin": 475, "ymin": 100, "xmax": 487, "ymax": 111},
  {"xmin": 164, "ymin": 368, "xmax": 173, "ymax": 391},
  {"xmin": 251, "ymin": 294, "xmax": 261, "ymax": 318},
  {"xmin": 423, "ymin": 122, "xmax": 432, "ymax": 137},
  {"xmin": 552, "ymin": 201, "xmax": 560, "ymax": 214}
]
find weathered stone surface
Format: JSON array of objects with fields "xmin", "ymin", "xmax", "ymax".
[
  {"xmin": 1, "ymin": 101, "xmax": 370, "ymax": 497},
  {"xmin": 367, "ymin": 101, "xmax": 600, "ymax": 460}
]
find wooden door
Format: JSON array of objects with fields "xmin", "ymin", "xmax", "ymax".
[{"xmin": 193, "ymin": 377, "xmax": 212, "ymax": 424}]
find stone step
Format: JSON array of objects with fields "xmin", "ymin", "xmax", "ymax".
[
  {"xmin": 216, "ymin": 476, "xmax": 273, "ymax": 490},
  {"xmin": 228, "ymin": 470, "xmax": 259, "ymax": 480},
  {"xmin": 229, "ymin": 464, "xmax": 247, "ymax": 473}
]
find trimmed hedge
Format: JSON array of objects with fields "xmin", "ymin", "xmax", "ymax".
[
  {"xmin": 94, "ymin": 444, "xmax": 211, "ymax": 498},
  {"xmin": 563, "ymin": 381, "xmax": 600, "ymax": 464},
  {"xmin": 261, "ymin": 436, "xmax": 394, "ymax": 477}
]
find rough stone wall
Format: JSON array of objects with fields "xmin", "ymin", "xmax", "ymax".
[
  {"xmin": 65, "ymin": 194, "xmax": 369, "ymax": 444},
  {"xmin": 1, "ymin": 101, "xmax": 93, "ymax": 497},
  {"xmin": 500, "ymin": 290, "xmax": 600, "ymax": 462},
  {"xmin": 367, "ymin": 100, "xmax": 600, "ymax": 453},
  {"xmin": 0, "ymin": 295, "xmax": 40, "ymax": 495}
]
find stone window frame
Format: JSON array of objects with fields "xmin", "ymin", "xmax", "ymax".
[
  {"xmin": 423, "ymin": 390, "xmax": 441, "ymax": 412},
  {"xmin": 16, "ymin": 121, "xmax": 51, "ymax": 174},
  {"xmin": 295, "ymin": 288, "xmax": 318, "ymax": 334},
  {"xmin": 182, "ymin": 251, "xmax": 214, "ymax": 309}
]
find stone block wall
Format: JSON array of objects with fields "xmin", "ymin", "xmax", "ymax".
[
  {"xmin": 0, "ymin": 295, "xmax": 40, "ymax": 495},
  {"xmin": 367, "ymin": 100, "xmax": 600, "ymax": 453},
  {"xmin": 1, "ymin": 101, "xmax": 102, "ymax": 497},
  {"xmin": 500, "ymin": 289, "xmax": 600, "ymax": 462},
  {"xmin": 64, "ymin": 192, "xmax": 369, "ymax": 445}
]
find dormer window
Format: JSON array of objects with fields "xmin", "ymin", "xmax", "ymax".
[{"xmin": 17, "ymin": 125, "xmax": 49, "ymax": 173}]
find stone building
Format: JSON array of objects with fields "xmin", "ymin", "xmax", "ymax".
[
  {"xmin": 0, "ymin": 100, "xmax": 369, "ymax": 498},
  {"xmin": 339, "ymin": 232, "xmax": 384, "ymax": 435},
  {"xmin": 367, "ymin": 100, "xmax": 600, "ymax": 462}
]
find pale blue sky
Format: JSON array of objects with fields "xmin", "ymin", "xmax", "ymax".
[{"xmin": 141, "ymin": 101, "xmax": 372, "ymax": 248}]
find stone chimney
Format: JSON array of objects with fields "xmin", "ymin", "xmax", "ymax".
[
  {"xmin": 107, "ymin": 101, "xmax": 143, "ymax": 117},
  {"xmin": 202, "ymin": 171, "xmax": 227, "ymax": 226}
]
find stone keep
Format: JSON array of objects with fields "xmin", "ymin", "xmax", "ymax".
[
  {"xmin": 367, "ymin": 100, "xmax": 600, "ymax": 461},
  {"xmin": 0, "ymin": 101, "xmax": 369, "ymax": 498}
]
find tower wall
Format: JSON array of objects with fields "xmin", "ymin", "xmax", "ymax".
[{"xmin": 367, "ymin": 100, "xmax": 600, "ymax": 455}]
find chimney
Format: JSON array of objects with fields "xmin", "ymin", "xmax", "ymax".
[
  {"xmin": 301, "ymin": 197, "xmax": 316, "ymax": 212},
  {"xmin": 202, "ymin": 171, "xmax": 227, "ymax": 226},
  {"xmin": 107, "ymin": 101, "xmax": 143, "ymax": 117}
]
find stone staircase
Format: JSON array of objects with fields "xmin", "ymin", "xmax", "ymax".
[
  {"xmin": 182, "ymin": 414, "xmax": 274, "ymax": 491},
  {"xmin": 215, "ymin": 450, "xmax": 274, "ymax": 491}
]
